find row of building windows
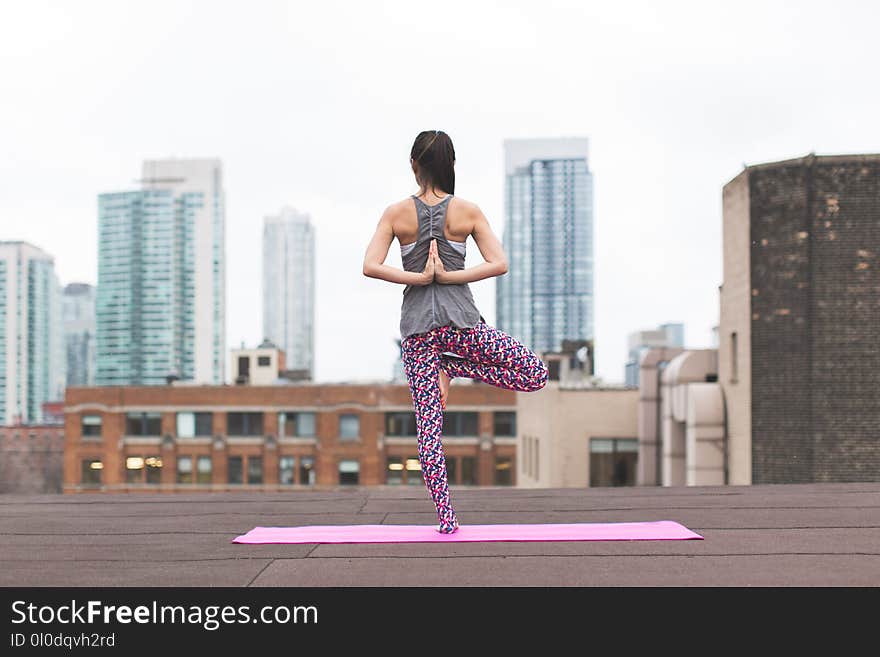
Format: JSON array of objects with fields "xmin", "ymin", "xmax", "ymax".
[
  {"xmin": 81, "ymin": 411, "xmax": 517, "ymax": 439},
  {"xmin": 80, "ymin": 454, "xmax": 514, "ymax": 487}
]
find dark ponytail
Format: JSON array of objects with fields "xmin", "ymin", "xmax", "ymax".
[{"xmin": 410, "ymin": 130, "xmax": 455, "ymax": 196}]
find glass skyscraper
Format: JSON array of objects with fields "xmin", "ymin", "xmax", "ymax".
[
  {"xmin": 62, "ymin": 282, "xmax": 97, "ymax": 387},
  {"xmin": 262, "ymin": 207, "xmax": 315, "ymax": 379},
  {"xmin": 0, "ymin": 241, "xmax": 64, "ymax": 424},
  {"xmin": 497, "ymin": 138, "xmax": 594, "ymax": 356},
  {"xmin": 96, "ymin": 159, "xmax": 226, "ymax": 385}
]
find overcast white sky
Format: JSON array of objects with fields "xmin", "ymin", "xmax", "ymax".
[{"xmin": 2, "ymin": 0, "xmax": 879, "ymax": 384}]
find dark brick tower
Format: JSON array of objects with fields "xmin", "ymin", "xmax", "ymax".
[{"xmin": 722, "ymin": 153, "xmax": 880, "ymax": 483}]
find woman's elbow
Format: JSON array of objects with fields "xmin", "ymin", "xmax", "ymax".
[
  {"xmin": 362, "ymin": 263, "xmax": 375, "ymax": 278},
  {"xmin": 496, "ymin": 260, "xmax": 509, "ymax": 275}
]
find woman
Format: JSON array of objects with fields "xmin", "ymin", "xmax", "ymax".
[{"xmin": 362, "ymin": 130, "xmax": 549, "ymax": 533}]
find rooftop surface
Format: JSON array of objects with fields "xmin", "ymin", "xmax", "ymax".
[{"xmin": 1, "ymin": 482, "xmax": 878, "ymax": 586}]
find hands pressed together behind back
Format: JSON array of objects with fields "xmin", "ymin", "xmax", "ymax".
[{"xmin": 418, "ymin": 238, "xmax": 450, "ymax": 285}]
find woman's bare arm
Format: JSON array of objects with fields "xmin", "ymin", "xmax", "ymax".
[
  {"xmin": 435, "ymin": 203, "xmax": 508, "ymax": 285},
  {"xmin": 362, "ymin": 205, "xmax": 432, "ymax": 285}
]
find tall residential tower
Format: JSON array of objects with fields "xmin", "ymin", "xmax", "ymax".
[
  {"xmin": 720, "ymin": 153, "xmax": 880, "ymax": 483},
  {"xmin": 497, "ymin": 137, "xmax": 594, "ymax": 357},
  {"xmin": 262, "ymin": 207, "xmax": 315, "ymax": 379},
  {"xmin": 96, "ymin": 158, "xmax": 226, "ymax": 385},
  {"xmin": 62, "ymin": 282, "xmax": 97, "ymax": 387},
  {"xmin": 0, "ymin": 241, "xmax": 64, "ymax": 424}
]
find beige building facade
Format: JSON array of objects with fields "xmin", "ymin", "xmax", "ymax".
[
  {"xmin": 517, "ymin": 382, "xmax": 639, "ymax": 488},
  {"xmin": 230, "ymin": 340, "xmax": 287, "ymax": 386},
  {"xmin": 719, "ymin": 169, "xmax": 753, "ymax": 485}
]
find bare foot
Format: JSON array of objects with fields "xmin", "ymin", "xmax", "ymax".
[{"xmin": 439, "ymin": 369, "xmax": 450, "ymax": 409}]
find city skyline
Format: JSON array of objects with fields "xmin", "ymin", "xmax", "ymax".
[{"xmin": 3, "ymin": 1, "xmax": 879, "ymax": 384}]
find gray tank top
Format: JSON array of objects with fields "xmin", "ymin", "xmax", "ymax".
[{"xmin": 399, "ymin": 194, "xmax": 484, "ymax": 339}]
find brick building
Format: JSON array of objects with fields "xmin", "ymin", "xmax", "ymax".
[
  {"xmin": 0, "ymin": 424, "xmax": 65, "ymax": 493},
  {"xmin": 0, "ymin": 401, "xmax": 65, "ymax": 493},
  {"xmin": 720, "ymin": 153, "xmax": 880, "ymax": 483},
  {"xmin": 63, "ymin": 382, "xmax": 518, "ymax": 493}
]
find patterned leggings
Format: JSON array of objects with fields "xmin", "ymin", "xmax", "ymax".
[{"xmin": 401, "ymin": 320, "xmax": 549, "ymax": 533}]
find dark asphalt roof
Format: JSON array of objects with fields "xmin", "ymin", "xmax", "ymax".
[{"xmin": 1, "ymin": 482, "xmax": 878, "ymax": 586}]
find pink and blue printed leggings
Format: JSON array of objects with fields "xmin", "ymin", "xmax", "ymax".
[{"xmin": 401, "ymin": 319, "xmax": 549, "ymax": 532}]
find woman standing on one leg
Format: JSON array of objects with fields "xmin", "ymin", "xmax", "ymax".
[{"xmin": 363, "ymin": 130, "xmax": 549, "ymax": 533}]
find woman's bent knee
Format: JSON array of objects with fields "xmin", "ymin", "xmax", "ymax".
[{"xmin": 531, "ymin": 360, "xmax": 549, "ymax": 390}]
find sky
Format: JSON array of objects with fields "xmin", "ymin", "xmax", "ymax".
[{"xmin": 1, "ymin": 0, "xmax": 879, "ymax": 384}]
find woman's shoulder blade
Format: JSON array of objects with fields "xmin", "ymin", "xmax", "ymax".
[{"xmin": 449, "ymin": 195, "xmax": 477, "ymax": 212}]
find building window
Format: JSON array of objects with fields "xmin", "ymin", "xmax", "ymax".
[
  {"xmin": 227, "ymin": 412, "xmax": 263, "ymax": 436},
  {"xmin": 493, "ymin": 412, "xmax": 516, "ymax": 436},
  {"xmin": 228, "ymin": 456, "xmax": 243, "ymax": 484},
  {"xmin": 461, "ymin": 457, "xmax": 477, "ymax": 485},
  {"xmin": 279, "ymin": 412, "xmax": 315, "ymax": 438},
  {"xmin": 385, "ymin": 412, "xmax": 417, "ymax": 436},
  {"xmin": 443, "ymin": 412, "xmax": 479, "ymax": 437},
  {"xmin": 297, "ymin": 413, "xmax": 316, "ymax": 437},
  {"xmin": 125, "ymin": 456, "xmax": 143, "ymax": 484},
  {"xmin": 177, "ymin": 456, "xmax": 193, "ymax": 484},
  {"xmin": 339, "ymin": 459, "xmax": 359, "ymax": 485},
  {"xmin": 125, "ymin": 412, "xmax": 162, "ymax": 436},
  {"xmin": 257, "ymin": 356, "xmax": 271, "ymax": 366},
  {"xmin": 126, "ymin": 455, "xmax": 162, "ymax": 484},
  {"xmin": 196, "ymin": 456, "xmax": 212, "ymax": 484},
  {"xmin": 299, "ymin": 456, "xmax": 315, "ymax": 485},
  {"xmin": 280, "ymin": 414, "xmax": 295, "ymax": 438},
  {"xmin": 178, "ymin": 414, "xmax": 194, "ymax": 438},
  {"xmin": 590, "ymin": 438, "xmax": 638, "ymax": 487},
  {"xmin": 386, "ymin": 456, "xmax": 403, "ymax": 485},
  {"xmin": 494, "ymin": 456, "xmax": 513, "ymax": 485},
  {"xmin": 730, "ymin": 332, "xmax": 739, "ymax": 383},
  {"xmin": 196, "ymin": 413, "xmax": 213, "ymax": 436},
  {"xmin": 81, "ymin": 414, "xmax": 102, "ymax": 437},
  {"xmin": 532, "ymin": 437, "xmax": 541, "ymax": 479},
  {"xmin": 237, "ymin": 356, "xmax": 250, "ymax": 379},
  {"xmin": 446, "ymin": 457, "xmax": 458, "ymax": 484},
  {"xmin": 247, "ymin": 457, "xmax": 263, "ymax": 484},
  {"xmin": 405, "ymin": 456, "xmax": 422, "ymax": 486},
  {"xmin": 177, "ymin": 412, "xmax": 213, "ymax": 438},
  {"xmin": 279, "ymin": 456, "xmax": 295, "ymax": 484},
  {"xmin": 81, "ymin": 459, "xmax": 102, "ymax": 486},
  {"xmin": 339, "ymin": 414, "xmax": 359, "ymax": 441}
]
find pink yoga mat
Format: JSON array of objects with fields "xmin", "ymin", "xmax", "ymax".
[{"xmin": 232, "ymin": 521, "xmax": 703, "ymax": 544}]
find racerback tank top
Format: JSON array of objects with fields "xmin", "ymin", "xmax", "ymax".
[{"xmin": 399, "ymin": 194, "xmax": 484, "ymax": 339}]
